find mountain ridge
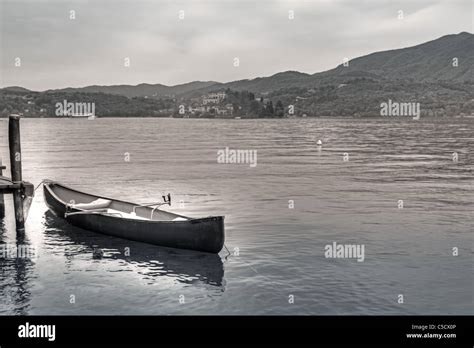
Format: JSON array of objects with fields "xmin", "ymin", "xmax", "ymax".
[{"xmin": 2, "ymin": 32, "xmax": 472, "ymax": 98}]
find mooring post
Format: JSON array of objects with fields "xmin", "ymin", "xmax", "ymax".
[
  {"xmin": 8, "ymin": 115, "xmax": 25, "ymax": 231},
  {"xmin": 0, "ymin": 157, "xmax": 5, "ymax": 218}
]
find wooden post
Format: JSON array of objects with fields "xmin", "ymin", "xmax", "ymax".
[
  {"xmin": 8, "ymin": 115, "xmax": 25, "ymax": 231},
  {"xmin": 0, "ymin": 158, "xmax": 5, "ymax": 218}
]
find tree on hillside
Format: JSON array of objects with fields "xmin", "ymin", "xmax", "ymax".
[
  {"xmin": 267, "ymin": 101, "xmax": 274, "ymax": 115},
  {"xmin": 275, "ymin": 100, "xmax": 284, "ymax": 117},
  {"xmin": 249, "ymin": 100, "xmax": 261, "ymax": 116}
]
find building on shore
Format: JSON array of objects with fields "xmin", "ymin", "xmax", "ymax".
[{"xmin": 202, "ymin": 92, "xmax": 226, "ymax": 105}]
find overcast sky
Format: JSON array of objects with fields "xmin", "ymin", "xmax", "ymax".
[{"xmin": 0, "ymin": 0, "xmax": 472, "ymax": 91}]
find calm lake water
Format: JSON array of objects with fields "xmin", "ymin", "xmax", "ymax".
[{"xmin": 0, "ymin": 117, "xmax": 472, "ymax": 315}]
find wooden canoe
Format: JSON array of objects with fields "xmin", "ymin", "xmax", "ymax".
[{"xmin": 43, "ymin": 181, "xmax": 225, "ymax": 253}]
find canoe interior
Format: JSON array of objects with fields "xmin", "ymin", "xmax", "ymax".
[{"xmin": 49, "ymin": 183, "xmax": 188, "ymax": 222}]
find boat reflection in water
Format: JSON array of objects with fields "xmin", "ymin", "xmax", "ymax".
[{"xmin": 43, "ymin": 211, "xmax": 225, "ymax": 288}]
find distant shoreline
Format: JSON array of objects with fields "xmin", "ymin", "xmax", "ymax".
[{"xmin": 2, "ymin": 115, "xmax": 473, "ymax": 120}]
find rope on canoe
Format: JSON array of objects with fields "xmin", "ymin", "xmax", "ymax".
[
  {"xmin": 34, "ymin": 179, "xmax": 49, "ymax": 192},
  {"xmin": 223, "ymin": 244, "xmax": 231, "ymax": 261}
]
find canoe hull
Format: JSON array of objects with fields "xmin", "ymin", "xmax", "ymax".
[{"xmin": 43, "ymin": 182, "xmax": 225, "ymax": 254}]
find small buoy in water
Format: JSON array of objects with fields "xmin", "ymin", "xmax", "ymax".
[
  {"xmin": 316, "ymin": 139, "xmax": 323, "ymax": 146},
  {"xmin": 93, "ymin": 248, "xmax": 103, "ymax": 259}
]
